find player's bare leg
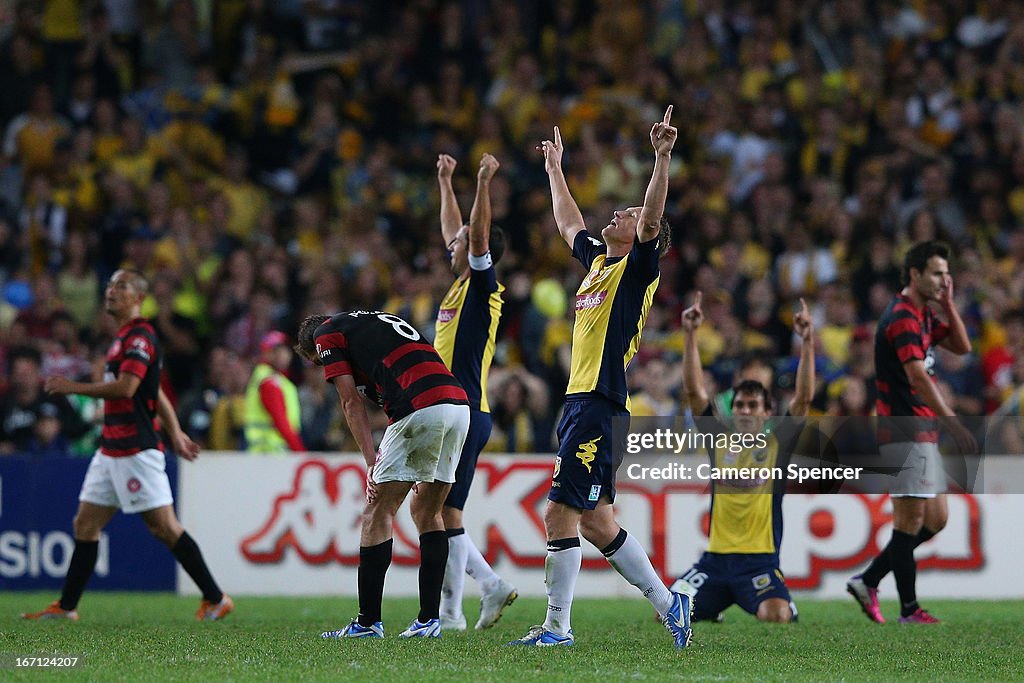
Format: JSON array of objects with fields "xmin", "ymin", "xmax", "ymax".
[{"xmin": 398, "ymin": 482, "xmax": 452, "ymax": 637}]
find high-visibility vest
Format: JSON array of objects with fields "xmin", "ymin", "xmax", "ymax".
[{"xmin": 244, "ymin": 363, "xmax": 301, "ymax": 453}]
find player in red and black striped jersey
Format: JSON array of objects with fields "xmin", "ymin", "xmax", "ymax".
[
  {"xmin": 847, "ymin": 242, "xmax": 977, "ymax": 625},
  {"xmin": 22, "ymin": 270, "xmax": 232, "ymax": 623},
  {"xmin": 296, "ymin": 310, "xmax": 470, "ymax": 639}
]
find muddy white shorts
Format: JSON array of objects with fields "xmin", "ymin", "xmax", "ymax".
[
  {"xmin": 374, "ymin": 404, "xmax": 470, "ymax": 484},
  {"xmin": 79, "ymin": 448, "xmax": 174, "ymax": 513},
  {"xmin": 884, "ymin": 441, "xmax": 945, "ymax": 498}
]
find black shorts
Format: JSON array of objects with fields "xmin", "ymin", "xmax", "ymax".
[
  {"xmin": 444, "ymin": 409, "xmax": 492, "ymax": 510},
  {"xmin": 548, "ymin": 395, "xmax": 627, "ymax": 510}
]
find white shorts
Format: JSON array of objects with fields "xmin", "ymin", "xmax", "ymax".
[
  {"xmin": 79, "ymin": 449, "xmax": 174, "ymax": 513},
  {"xmin": 374, "ymin": 404, "xmax": 470, "ymax": 484},
  {"xmin": 884, "ymin": 441, "xmax": 945, "ymax": 498}
]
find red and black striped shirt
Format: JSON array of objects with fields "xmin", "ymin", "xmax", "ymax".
[
  {"xmin": 314, "ymin": 311, "xmax": 468, "ymax": 423},
  {"xmin": 875, "ymin": 294, "xmax": 949, "ymax": 443},
  {"xmin": 101, "ymin": 318, "xmax": 162, "ymax": 456}
]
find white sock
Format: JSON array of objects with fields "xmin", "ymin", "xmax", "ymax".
[
  {"xmin": 441, "ymin": 531, "xmax": 468, "ymax": 617},
  {"xmin": 542, "ymin": 538, "xmax": 581, "ymax": 636},
  {"xmin": 464, "ymin": 534, "xmax": 500, "ymax": 591},
  {"xmin": 605, "ymin": 531, "xmax": 674, "ymax": 616}
]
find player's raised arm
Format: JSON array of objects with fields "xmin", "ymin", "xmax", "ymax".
[
  {"xmin": 638, "ymin": 105, "xmax": 677, "ymax": 244},
  {"xmin": 538, "ymin": 126, "xmax": 586, "ymax": 248},
  {"xmin": 468, "ymin": 153, "xmax": 499, "ymax": 257},
  {"xmin": 789, "ymin": 298, "xmax": 815, "ymax": 418},
  {"xmin": 437, "ymin": 153, "xmax": 462, "ymax": 246},
  {"xmin": 681, "ymin": 291, "xmax": 709, "ymax": 415}
]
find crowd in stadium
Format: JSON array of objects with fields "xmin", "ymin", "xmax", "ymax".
[{"xmin": 2, "ymin": 0, "xmax": 1024, "ymax": 457}]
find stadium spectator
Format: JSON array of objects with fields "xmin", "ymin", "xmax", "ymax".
[{"xmin": 0, "ymin": 345, "xmax": 88, "ymax": 454}]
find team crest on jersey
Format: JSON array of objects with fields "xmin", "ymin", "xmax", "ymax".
[
  {"xmin": 752, "ymin": 445, "xmax": 769, "ymax": 464},
  {"xmin": 437, "ymin": 308, "xmax": 457, "ymax": 323},
  {"xmin": 575, "ymin": 291, "xmax": 607, "ymax": 311},
  {"xmin": 581, "ymin": 266, "xmax": 611, "ymax": 289}
]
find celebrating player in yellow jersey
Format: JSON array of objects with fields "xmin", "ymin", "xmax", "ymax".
[
  {"xmin": 511, "ymin": 107, "xmax": 690, "ymax": 648},
  {"xmin": 673, "ymin": 292, "xmax": 815, "ymax": 623},
  {"xmin": 433, "ymin": 152, "xmax": 517, "ymax": 631}
]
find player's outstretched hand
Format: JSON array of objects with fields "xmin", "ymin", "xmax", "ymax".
[
  {"xmin": 479, "ymin": 153, "xmax": 500, "ymax": 181},
  {"xmin": 437, "ymin": 153, "xmax": 456, "ymax": 179},
  {"xmin": 538, "ymin": 126, "xmax": 564, "ymax": 173},
  {"xmin": 681, "ymin": 291, "xmax": 704, "ymax": 332},
  {"xmin": 793, "ymin": 297, "xmax": 813, "ymax": 341},
  {"xmin": 173, "ymin": 432, "xmax": 200, "ymax": 461},
  {"xmin": 650, "ymin": 105, "xmax": 677, "ymax": 156}
]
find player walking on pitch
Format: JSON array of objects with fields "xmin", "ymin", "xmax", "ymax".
[
  {"xmin": 847, "ymin": 241, "xmax": 977, "ymax": 624},
  {"xmin": 434, "ymin": 151, "xmax": 517, "ymax": 630},
  {"xmin": 22, "ymin": 269, "xmax": 232, "ymax": 622},
  {"xmin": 296, "ymin": 309, "xmax": 470, "ymax": 639},
  {"xmin": 510, "ymin": 107, "xmax": 692, "ymax": 648}
]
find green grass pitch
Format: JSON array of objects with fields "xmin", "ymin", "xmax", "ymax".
[{"xmin": 4, "ymin": 593, "xmax": 1022, "ymax": 681}]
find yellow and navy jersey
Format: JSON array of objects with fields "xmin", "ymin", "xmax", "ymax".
[
  {"xmin": 434, "ymin": 265, "xmax": 504, "ymax": 413},
  {"xmin": 703, "ymin": 406, "xmax": 803, "ymax": 557},
  {"xmin": 566, "ymin": 230, "xmax": 660, "ymax": 408}
]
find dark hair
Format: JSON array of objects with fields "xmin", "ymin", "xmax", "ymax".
[
  {"xmin": 656, "ymin": 216, "xmax": 672, "ymax": 258},
  {"xmin": 902, "ymin": 240, "xmax": 950, "ymax": 285},
  {"xmin": 489, "ymin": 225, "xmax": 506, "ymax": 264},
  {"xmin": 296, "ymin": 313, "xmax": 331, "ymax": 361},
  {"xmin": 731, "ymin": 379, "xmax": 772, "ymax": 411},
  {"xmin": 9, "ymin": 345, "xmax": 43, "ymax": 369}
]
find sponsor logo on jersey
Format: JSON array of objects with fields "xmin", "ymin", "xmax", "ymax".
[
  {"xmin": 575, "ymin": 291, "xmax": 607, "ymax": 311},
  {"xmin": 752, "ymin": 573, "xmax": 771, "ymax": 590},
  {"xmin": 576, "ymin": 436, "xmax": 601, "ymax": 473},
  {"xmin": 437, "ymin": 308, "xmax": 457, "ymax": 324},
  {"xmin": 588, "ymin": 485, "xmax": 602, "ymax": 502}
]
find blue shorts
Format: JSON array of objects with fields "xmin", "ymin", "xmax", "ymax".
[
  {"xmin": 671, "ymin": 552, "xmax": 794, "ymax": 621},
  {"xmin": 444, "ymin": 410, "xmax": 492, "ymax": 510},
  {"xmin": 548, "ymin": 395, "xmax": 627, "ymax": 511}
]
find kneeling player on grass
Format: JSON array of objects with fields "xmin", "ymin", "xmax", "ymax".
[
  {"xmin": 672, "ymin": 292, "xmax": 814, "ymax": 624},
  {"xmin": 297, "ymin": 310, "xmax": 470, "ymax": 639}
]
